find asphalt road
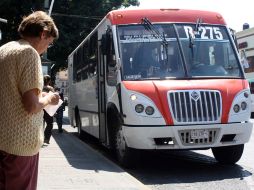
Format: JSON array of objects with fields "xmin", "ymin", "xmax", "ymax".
[{"xmin": 63, "ymin": 110, "xmax": 254, "ymax": 190}]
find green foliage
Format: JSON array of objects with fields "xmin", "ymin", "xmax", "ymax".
[
  {"xmin": 0, "ymin": 0, "xmax": 44, "ymax": 42},
  {"xmin": 0, "ymin": 0, "xmax": 139, "ymax": 74}
]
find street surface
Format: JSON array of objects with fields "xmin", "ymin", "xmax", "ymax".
[{"xmin": 63, "ymin": 109, "xmax": 254, "ymax": 190}]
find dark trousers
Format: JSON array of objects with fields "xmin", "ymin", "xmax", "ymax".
[
  {"xmin": 43, "ymin": 110, "xmax": 53, "ymax": 141},
  {"xmin": 55, "ymin": 109, "xmax": 63, "ymax": 132},
  {"xmin": 0, "ymin": 150, "xmax": 39, "ymax": 190}
]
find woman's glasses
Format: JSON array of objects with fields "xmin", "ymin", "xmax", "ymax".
[{"xmin": 48, "ymin": 42, "xmax": 54, "ymax": 48}]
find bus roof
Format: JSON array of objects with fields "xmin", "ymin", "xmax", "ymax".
[{"xmin": 106, "ymin": 9, "xmax": 226, "ymax": 25}]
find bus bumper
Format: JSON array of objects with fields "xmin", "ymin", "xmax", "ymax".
[{"xmin": 122, "ymin": 122, "xmax": 253, "ymax": 150}]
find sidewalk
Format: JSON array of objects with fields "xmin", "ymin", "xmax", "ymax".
[{"xmin": 37, "ymin": 110, "xmax": 150, "ymax": 190}]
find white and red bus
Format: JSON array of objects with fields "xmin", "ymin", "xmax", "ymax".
[{"xmin": 68, "ymin": 9, "xmax": 253, "ymax": 167}]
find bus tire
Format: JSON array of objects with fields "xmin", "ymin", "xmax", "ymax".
[
  {"xmin": 75, "ymin": 112, "xmax": 85, "ymax": 139},
  {"xmin": 114, "ymin": 119, "xmax": 140, "ymax": 168},
  {"xmin": 212, "ymin": 144, "xmax": 244, "ymax": 165}
]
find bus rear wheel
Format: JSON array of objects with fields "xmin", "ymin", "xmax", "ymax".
[
  {"xmin": 75, "ymin": 112, "xmax": 85, "ymax": 139},
  {"xmin": 212, "ymin": 144, "xmax": 244, "ymax": 165}
]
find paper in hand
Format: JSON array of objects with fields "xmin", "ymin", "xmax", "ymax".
[{"xmin": 44, "ymin": 99, "xmax": 63, "ymax": 116}]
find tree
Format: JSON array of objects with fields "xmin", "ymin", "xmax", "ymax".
[
  {"xmin": 48, "ymin": 0, "xmax": 139, "ymax": 73},
  {"xmin": 0, "ymin": 0, "xmax": 140, "ymax": 74}
]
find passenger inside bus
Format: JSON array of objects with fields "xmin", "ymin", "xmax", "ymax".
[
  {"xmin": 189, "ymin": 43, "xmax": 228, "ymax": 76},
  {"xmin": 122, "ymin": 43, "xmax": 185, "ymax": 79},
  {"xmin": 121, "ymin": 46, "xmax": 141, "ymax": 80},
  {"xmin": 132, "ymin": 44, "xmax": 157, "ymax": 78},
  {"xmin": 159, "ymin": 45, "xmax": 184, "ymax": 78}
]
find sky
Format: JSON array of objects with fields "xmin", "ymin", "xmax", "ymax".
[{"xmin": 134, "ymin": 0, "xmax": 254, "ymax": 32}]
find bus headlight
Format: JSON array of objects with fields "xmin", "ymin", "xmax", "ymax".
[
  {"xmin": 145, "ymin": 106, "xmax": 155, "ymax": 115},
  {"xmin": 135, "ymin": 104, "xmax": 144, "ymax": 113},
  {"xmin": 244, "ymin": 92, "xmax": 249, "ymax": 98},
  {"xmin": 233, "ymin": 104, "xmax": 240, "ymax": 113},
  {"xmin": 128, "ymin": 91, "xmax": 162, "ymax": 118},
  {"xmin": 130, "ymin": 94, "xmax": 137, "ymax": 101},
  {"xmin": 228, "ymin": 89, "xmax": 251, "ymax": 122},
  {"xmin": 241, "ymin": 101, "xmax": 247, "ymax": 110}
]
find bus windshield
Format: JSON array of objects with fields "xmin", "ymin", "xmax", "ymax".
[{"xmin": 117, "ymin": 24, "xmax": 242, "ymax": 80}]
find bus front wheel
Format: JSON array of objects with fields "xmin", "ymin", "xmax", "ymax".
[
  {"xmin": 114, "ymin": 119, "xmax": 140, "ymax": 168},
  {"xmin": 212, "ymin": 144, "xmax": 244, "ymax": 165}
]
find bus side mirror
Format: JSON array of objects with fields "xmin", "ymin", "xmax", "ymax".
[
  {"xmin": 229, "ymin": 28, "xmax": 238, "ymax": 50},
  {"xmin": 101, "ymin": 34, "xmax": 107, "ymax": 55},
  {"xmin": 101, "ymin": 32, "xmax": 112, "ymax": 56},
  {"xmin": 102, "ymin": 30, "xmax": 117, "ymax": 86},
  {"xmin": 102, "ymin": 30, "xmax": 116, "ymax": 67}
]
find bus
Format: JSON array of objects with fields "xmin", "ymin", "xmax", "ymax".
[{"xmin": 68, "ymin": 8, "xmax": 253, "ymax": 167}]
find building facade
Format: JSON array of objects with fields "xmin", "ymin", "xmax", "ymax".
[
  {"xmin": 55, "ymin": 70, "xmax": 68, "ymax": 98},
  {"xmin": 236, "ymin": 27, "xmax": 254, "ymax": 79}
]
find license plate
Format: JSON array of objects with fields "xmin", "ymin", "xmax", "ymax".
[{"xmin": 191, "ymin": 129, "xmax": 209, "ymax": 139}]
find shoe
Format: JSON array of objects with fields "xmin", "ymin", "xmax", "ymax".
[
  {"xmin": 58, "ymin": 129, "xmax": 63, "ymax": 133},
  {"xmin": 44, "ymin": 139, "xmax": 50, "ymax": 144}
]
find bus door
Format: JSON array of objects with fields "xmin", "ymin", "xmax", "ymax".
[
  {"xmin": 98, "ymin": 36, "xmax": 107, "ymax": 144},
  {"xmin": 99, "ymin": 30, "xmax": 117, "ymax": 145}
]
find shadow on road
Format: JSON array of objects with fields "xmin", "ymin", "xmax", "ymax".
[
  {"xmin": 62, "ymin": 115, "xmax": 70, "ymax": 125},
  {"xmin": 126, "ymin": 150, "xmax": 253, "ymax": 185},
  {"xmin": 51, "ymin": 125, "xmax": 122, "ymax": 173}
]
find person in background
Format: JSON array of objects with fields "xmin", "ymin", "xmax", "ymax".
[
  {"xmin": 0, "ymin": 11, "xmax": 59, "ymax": 190},
  {"xmin": 54, "ymin": 87, "xmax": 65, "ymax": 133},
  {"xmin": 43, "ymin": 75, "xmax": 55, "ymax": 144}
]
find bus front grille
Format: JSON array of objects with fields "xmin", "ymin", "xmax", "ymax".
[{"xmin": 168, "ymin": 90, "xmax": 222, "ymax": 124}]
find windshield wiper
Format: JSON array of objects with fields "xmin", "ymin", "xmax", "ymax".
[
  {"xmin": 188, "ymin": 18, "xmax": 203, "ymax": 68},
  {"xmin": 189, "ymin": 18, "xmax": 203, "ymax": 49},
  {"xmin": 141, "ymin": 17, "xmax": 169, "ymax": 69},
  {"xmin": 195, "ymin": 18, "xmax": 202, "ymax": 33},
  {"xmin": 141, "ymin": 17, "xmax": 168, "ymax": 47}
]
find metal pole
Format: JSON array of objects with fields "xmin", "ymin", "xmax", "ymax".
[
  {"xmin": 0, "ymin": 18, "xmax": 7, "ymax": 41},
  {"xmin": 43, "ymin": 0, "xmax": 56, "ymax": 76},
  {"xmin": 48, "ymin": 0, "xmax": 55, "ymax": 16},
  {"xmin": 0, "ymin": 18, "xmax": 7, "ymax": 23}
]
